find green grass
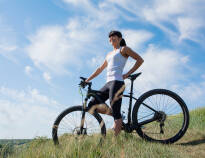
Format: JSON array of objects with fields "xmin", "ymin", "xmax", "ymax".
[{"xmin": 1, "ymin": 107, "xmax": 205, "ymax": 158}]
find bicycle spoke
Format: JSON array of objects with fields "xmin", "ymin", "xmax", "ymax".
[
  {"xmin": 135, "ymin": 90, "xmax": 187, "ymax": 142},
  {"xmin": 138, "ymin": 113, "xmax": 155, "ymax": 121},
  {"xmin": 55, "ymin": 109, "xmax": 102, "ymax": 139}
]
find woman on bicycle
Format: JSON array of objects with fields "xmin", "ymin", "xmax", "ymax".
[{"xmin": 85, "ymin": 30, "xmax": 144, "ymax": 136}]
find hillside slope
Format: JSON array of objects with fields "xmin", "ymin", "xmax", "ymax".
[{"xmin": 1, "ymin": 107, "xmax": 205, "ymax": 158}]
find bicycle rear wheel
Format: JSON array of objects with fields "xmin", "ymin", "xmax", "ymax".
[
  {"xmin": 52, "ymin": 106, "xmax": 106, "ymax": 145},
  {"xmin": 132, "ymin": 89, "xmax": 189, "ymax": 144}
]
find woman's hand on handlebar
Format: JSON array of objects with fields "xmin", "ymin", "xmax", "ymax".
[{"xmin": 85, "ymin": 79, "xmax": 90, "ymax": 83}]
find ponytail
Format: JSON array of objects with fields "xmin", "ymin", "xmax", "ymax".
[{"xmin": 120, "ymin": 38, "xmax": 126, "ymax": 46}]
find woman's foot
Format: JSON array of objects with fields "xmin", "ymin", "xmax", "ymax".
[{"xmin": 113, "ymin": 118, "xmax": 122, "ymax": 136}]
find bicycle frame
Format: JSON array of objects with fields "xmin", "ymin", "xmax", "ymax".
[
  {"xmin": 122, "ymin": 77, "xmax": 137, "ymax": 125},
  {"xmin": 79, "ymin": 77, "xmax": 161, "ymax": 133},
  {"xmin": 53, "ymin": 74, "xmax": 189, "ymax": 145}
]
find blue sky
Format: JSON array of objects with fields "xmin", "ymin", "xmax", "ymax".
[{"xmin": 0, "ymin": 0, "xmax": 205, "ymax": 138}]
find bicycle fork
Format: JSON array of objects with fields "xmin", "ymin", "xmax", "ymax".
[{"xmin": 79, "ymin": 98, "xmax": 88, "ymax": 135}]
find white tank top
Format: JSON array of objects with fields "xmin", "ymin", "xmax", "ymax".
[{"xmin": 106, "ymin": 47, "xmax": 127, "ymax": 82}]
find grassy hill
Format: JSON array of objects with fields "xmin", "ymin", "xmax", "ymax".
[
  {"xmin": 0, "ymin": 140, "xmax": 31, "ymax": 145},
  {"xmin": 1, "ymin": 107, "xmax": 205, "ymax": 158}
]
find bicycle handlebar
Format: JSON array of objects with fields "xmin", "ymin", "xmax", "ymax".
[
  {"xmin": 80, "ymin": 77, "xmax": 87, "ymax": 81},
  {"xmin": 79, "ymin": 77, "xmax": 92, "ymax": 88}
]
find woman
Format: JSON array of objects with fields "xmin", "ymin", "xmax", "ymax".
[{"xmin": 85, "ymin": 30, "xmax": 144, "ymax": 136}]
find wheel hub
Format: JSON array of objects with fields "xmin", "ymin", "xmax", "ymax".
[
  {"xmin": 73, "ymin": 127, "xmax": 87, "ymax": 135},
  {"xmin": 156, "ymin": 111, "xmax": 167, "ymax": 122}
]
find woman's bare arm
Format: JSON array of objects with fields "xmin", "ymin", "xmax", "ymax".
[
  {"xmin": 85, "ymin": 60, "xmax": 107, "ymax": 82},
  {"xmin": 122, "ymin": 47, "xmax": 144, "ymax": 79}
]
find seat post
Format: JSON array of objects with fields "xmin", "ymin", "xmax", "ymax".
[
  {"xmin": 130, "ymin": 79, "xmax": 134, "ymax": 96},
  {"xmin": 128, "ymin": 79, "xmax": 134, "ymax": 124}
]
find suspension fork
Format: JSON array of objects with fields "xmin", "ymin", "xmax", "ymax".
[{"xmin": 80, "ymin": 97, "xmax": 88, "ymax": 134}]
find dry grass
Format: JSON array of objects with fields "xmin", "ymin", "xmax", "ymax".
[{"xmin": 1, "ymin": 107, "xmax": 205, "ymax": 158}]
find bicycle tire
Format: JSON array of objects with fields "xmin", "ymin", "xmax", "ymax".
[
  {"xmin": 132, "ymin": 89, "xmax": 189, "ymax": 144},
  {"xmin": 52, "ymin": 105, "xmax": 106, "ymax": 145}
]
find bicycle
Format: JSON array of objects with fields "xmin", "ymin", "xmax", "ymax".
[{"xmin": 52, "ymin": 72, "xmax": 189, "ymax": 144}]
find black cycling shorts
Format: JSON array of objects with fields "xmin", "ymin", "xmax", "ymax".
[{"xmin": 88, "ymin": 80, "xmax": 125, "ymax": 120}]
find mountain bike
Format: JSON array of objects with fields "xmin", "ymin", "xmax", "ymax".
[{"xmin": 52, "ymin": 72, "xmax": 189, "ymax": 144}]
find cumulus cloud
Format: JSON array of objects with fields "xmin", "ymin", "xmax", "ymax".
[
  {"xmin": 0, "ymin": 87, "xmax": 59, "ymax": 106},
  {"xmin": 122, "ymin": 29, "xmax": 153, "ymax": 50},
  {"xmin": 123, "ymin": 44, "xmax": 205, "ymax": 109},
  {"xmin": 0, "ymin": 87, "xmax": 63, "ymax": 138},
  {"xmin": 60, "ymin": 0, "xmax": 205, "ymax": 109},
  {"xmin": 124, "ymin": 45, "xmax": 187, "ymax": 92},
  {"xmin": 173, "ymin": 82, "xmax": 205, "ymax": 106},
  {"xmin": 26, "ymin": 26, "xmax": 77, "ymax": 74},
  {"xmin": 106, "ymin": 0, "xmax": 205, "ymax": 45},
  {"xmin": 26, "ymin": 17, "xmax": 154, "ymax": 75},
  {"xmin": 143, "ymin": 0, "xmax": 205, "ymax": 43},
  {"xmin": 177, "ymin": 17, "xmax": 204, "ymax": 42},
  {"xmin": 25, "ymin": 1, "xmax": 122, "ymax": 75},
  {"xmin": 84, "ymin": 29, "xmax": 153, "ymax": 69}
]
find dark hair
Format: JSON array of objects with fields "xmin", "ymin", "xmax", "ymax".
[
  {"xmin": 108, "ymin": 30, "xmax": 126, "ymax": 46},
  {"xmin": 120, "ymin": 38, "xmax": 126, "ymax": 46}
]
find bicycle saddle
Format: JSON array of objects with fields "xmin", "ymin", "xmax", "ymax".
[{"xmin": 128, "ymin": 72, "xmax": 142, "ymax": 80}]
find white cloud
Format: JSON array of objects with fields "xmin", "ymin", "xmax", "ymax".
[
  {"xmin": 144, "ymin": 0, "xmax": 205, "ymax": 43},
  {"xmin": 0, "ymin": 18, "xmax": 18, "ymax": 61},
  {"xmin": 0, "ymin": 16, "xmax": 18, "ymax": 54},
  {"xmin": 63, "ymin": 0, "xmax": 85, "ymax": 5},
  {"xmin": 63, "ymin": 0, "xmax": 117, "ymax": 24},
  {"xmin": 66, "ymin": 18, "xmax": 99, "ymax": 43},
  {"xmin": 123, "ymin": 44, "xmax": 205, "ymax": 109},
  {"xmin": 0, "ymin": 44, "xmax": 17, "ymax": 52},
  {"xmin": 86, "ymin": 55, "xmax": 105, "ymax": 68},
  {"xmin": 26, "ymin": 1, "xmax": 120, "ymax": 75},
  {"xmin": 176, "ymin": 83, "xmax": 204, "ymax": 101},
  {"xmin": 124, "ymin": 45, "xmax": 188, "ymax": 93},
  {"xmin": 106, "ymin": 0, "xmax": 205, "ymax": 45},
  {"xmin": 26, "ymin": 17, "xmax": 154, "ymax": 76},
  {"xmin": 0, "ymin": 87, "xmax": 63, "ymax": 138},
  {"xmin": 0, "ymin": 87, "xmax": 59, "ymax": 106},
  {"xmin": 122, "ymin": 29, "xmax": 153, "ymax": 50},
  {"xmin": 85, "ymin": 29, "xmax": 153, "ymax": 68},
  {"xmin": 177, "ymin": 17, "xmax": 204, "ymax": 42},
  {"xmin": 43, "ymin": 72, "xmax": 51, "ymax": 82},
  {"xmin": 181, "ymin": 56, "xmax": 189, "ymax": 64},
  {"xmin": 26, "ymin": 25, "xmax": 83, "ymax": 74},
  {"xmin": 25, "ymin": 66, "xmax": 33, "ymax": 75},
  {"xmin": 171, "ymin": 82, "xmax": 205, "ymax": 110},
  {"xmin": 62, "ymin": 0, "xmax": 94, "ymax": 9}
]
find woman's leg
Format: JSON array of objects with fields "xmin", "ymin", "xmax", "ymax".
[
  {"xmin": 113, "ymin": 118, "xmax": 122, "ymax": 136},
  {"xmin": 87, "ymin": 83, "xmax": 112, "ymax": 115},
  {"xmin": 109, "ymin": 81, "xmax": 125, "ymax": 136}
]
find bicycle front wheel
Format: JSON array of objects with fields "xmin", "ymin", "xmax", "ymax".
[
  {"xmin": 52, "ymin": 106, "xmax": 106, "ymax": 145},
  {"xmin": 132, "ymin": 89, "xmax": 189, "ymax": 144}
]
